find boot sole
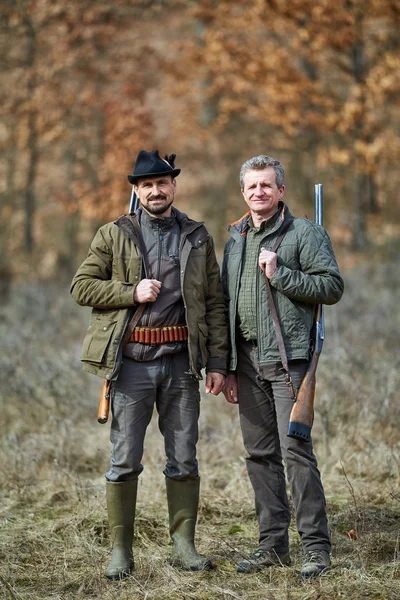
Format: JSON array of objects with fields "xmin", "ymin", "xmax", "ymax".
[
  {"xmin": 105, "ymin": 571, "xmax": 132, "ymax": 580},
  {"xmin": 104, "ymin": 563, "xmax": 134, "ymax": 580},
  {"xmin": 169, "ymin": 559, "xmax": 214, "ymax": 571}
]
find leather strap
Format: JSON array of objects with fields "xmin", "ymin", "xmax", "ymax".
[
  {"xmin": 121, "ymin": 215, "xmax": 151, "ymax": 348},
  {"xmin": 122, "ymin": 303, "xmax": 146, "ymax": 349},
  {"xmin": 130, "ymin": 214, "xmax": 151, "ymax": 278},
  {"xmin": 264, "ymin": 219, "xmax": 296, "ymax": 399}
]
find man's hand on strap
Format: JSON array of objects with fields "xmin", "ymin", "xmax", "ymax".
[
  {"xmin": 259, "ymin": 248, "xmax": 277, "ymax": 279},
  {"xmin": 205, "ymin": 372, "xmax": 225, "ymax": 396},
  {"xmin": 134, "ymin": 279, "xmax": 162, "ymax": 303}
]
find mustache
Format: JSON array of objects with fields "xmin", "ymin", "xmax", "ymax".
[{"xmin": 148, "ymin": 194, "xmax": 167, "ymax": 201}]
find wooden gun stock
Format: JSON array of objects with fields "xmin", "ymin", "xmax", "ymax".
[
  {"xmin": 98, "ymin": 379, "xmax": 111, "ymax": 424},
  {"xmin": 287, "ymin": 349, "xmax": 320, "ymax": 441}
]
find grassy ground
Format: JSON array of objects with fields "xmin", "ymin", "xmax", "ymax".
[{"xmin": 1, "ymin": 261, "xmax": 399, "ymax": 599}]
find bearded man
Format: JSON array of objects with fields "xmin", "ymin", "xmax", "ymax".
[{"xmin": 71, "ymin": 149, "xmax": 227, "ymax": 579}]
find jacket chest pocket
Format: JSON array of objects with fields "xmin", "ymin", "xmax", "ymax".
[
  {"xmin": 113, "ymin": 256, "xmax": 142, "ymax": 285},
  {"xmin": 81, "ymin": 317, "xmax": 118, "ymax": 363},
  {"xmin": 189, "ymin": 243, "xmax": 207, "ymax": 258}
]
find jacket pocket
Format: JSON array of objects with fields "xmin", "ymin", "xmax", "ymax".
[{"xmin": 81, "ymin": 316, "xmax": 118, "ymax": 364}]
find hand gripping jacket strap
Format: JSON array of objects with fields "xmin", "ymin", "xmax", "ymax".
[{"xmin": 264, "ymin": 219, "xmax": 296, "ymax": 400}]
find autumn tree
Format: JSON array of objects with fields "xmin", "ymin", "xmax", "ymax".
[
  {"xmin": 169, "ymin": 0, "xmax": 400, "ymax": 247},
  {"xmin": 2, "ymin": 0, "xmax": 399, "ymax": 284},
  {"xmin": 1, "ymin": 0, "xmax": 165, "ymax": 278}
]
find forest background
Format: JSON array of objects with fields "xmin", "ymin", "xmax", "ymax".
[{"xmin": 0, "ymin": 1, "xmax": 399, "ymax": 599}]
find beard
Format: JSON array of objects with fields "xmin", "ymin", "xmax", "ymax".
[{"xmin": 142, "ymin": 195, "xmax": 174, "ymax": 216}]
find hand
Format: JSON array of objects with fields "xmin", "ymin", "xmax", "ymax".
[
  {"xmin": 134, "ymin": 279, "xmax": 162, "ymax": 303},
  {"xmin": 205, "ymin": 372, "xmax": 225, "ymax": 396},
  {"xmin": 223, "ymin": 373, "xmax": 238, "ymax": 404},
  {"xmin": 259, "ymin": 247, "xmax": 277, "ymax": 279}
]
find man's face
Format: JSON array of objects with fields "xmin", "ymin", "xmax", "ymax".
[
  {"xmin": 242, "ymin": 167, "xmax": 285, "ymax": 221},
  {"xmin": 134, "ymin": 175, "xmax": 176, "ymax": 217}
]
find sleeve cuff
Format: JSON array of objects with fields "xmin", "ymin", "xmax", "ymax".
[
  {"xmin": 206, "ymin": 357, "xmax": 228, "ymax": 375},
  {"xmin": 118, "ymin": 282, "xmax": 137, "ymax": 306}
]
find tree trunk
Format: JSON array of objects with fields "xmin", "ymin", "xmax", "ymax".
[
  {"xmin": 348, "ymin": 3, "xmax": 368, "ymax": 249},
  {"xmin": 25, "ymin": 111, "xmax": 38, "ymax": 253},
  {"xmin": 24, "ymin": 16, "xmax": 38, "ymax": 254},
  {"xmin": 62, "ymin": 139, "xmax": 80, "ymax": 275},
  {"xmin": 367, "ymin": 173, "xmax": 378, "ymax": 213},
  {"xmin": 352, "ymin": 173, "xmax": 367, "ymax": 249},
  {"xmin": 0, "ymin": 120, "xmax": 18, "ymax": 301}
]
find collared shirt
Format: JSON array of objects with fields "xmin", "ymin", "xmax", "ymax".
[{"xmin": 237, "ymin": 209, "xmax": 280, "ymax": 341}]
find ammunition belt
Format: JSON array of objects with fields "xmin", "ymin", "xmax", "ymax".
[{"xmin": 130, "ymin": 325, "xmax": 188, "ymax": 345}]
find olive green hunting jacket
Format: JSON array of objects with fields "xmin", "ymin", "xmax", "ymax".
[
  {"xmin": 70, "ymin": 208, "xmax": 228, "ymax": 381},
  {"xmin": 222, "ymin": 203, "xmax": 344, "ymax": 371}
]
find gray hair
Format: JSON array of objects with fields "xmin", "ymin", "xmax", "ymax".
[{"xmin": 240, "ymin": 155, "xmax": 284, "ymax": 190}]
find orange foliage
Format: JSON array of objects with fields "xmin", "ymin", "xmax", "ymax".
[
  {"xmin": 1, "ymin": 0, "xmax": 399, "ymax": 277},
  {"xmin": 177, "ymin": 0, "xmax": 400, "ymax": 174}
]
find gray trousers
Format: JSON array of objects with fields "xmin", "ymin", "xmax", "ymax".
[
  {"xmin": 106, "ymin": 350, "xmax": 200, "ymax": 482},
  {"xmin": 237, "ymin": 340, "xmax": 330, "ymax": 553}
]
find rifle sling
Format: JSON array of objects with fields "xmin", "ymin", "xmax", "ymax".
[
  {"xmin": 264, "ymin": 219, "xmax": 296, "ymax": 400},
  {"xmin": 121, "ymin": 215, "xmax": 151, "ymax": 349}
]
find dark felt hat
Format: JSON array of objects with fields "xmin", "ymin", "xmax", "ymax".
[{"xmin": 127, "ymin": 149, "xmax": 180, "ymax": 185}]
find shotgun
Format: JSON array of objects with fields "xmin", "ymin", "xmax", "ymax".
[
  {"xmin": 287, "ymin": 184, "xmax": 325, "ymax": 442},
  {"xmin": 97, "ymin": 189, "xmax": 139, "ymax": 424}
]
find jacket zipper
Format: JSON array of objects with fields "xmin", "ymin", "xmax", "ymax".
[
  {"xmin": 136, "ymin": 223, "xmax": 164, "ymax": 362},
  {"xmin": 179, "ymin": 222, "xmax": 204, "ymax": 379}
]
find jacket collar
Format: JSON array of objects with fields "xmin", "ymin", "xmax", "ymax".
[
  {"xmin": 139, "ymin": 207, "xmax": 177, "ymax": 231},
  {"xmin": 228, "ymin": 202, "xmax": 292, "ymax": 238},
  {"xmin": 114, "ymin": 206, "xmax": 206, "ymax": 244}
]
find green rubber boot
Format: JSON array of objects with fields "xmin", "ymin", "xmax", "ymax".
[
  {"xmin": 104, "ymin": 480, "xmax": 137, "ymax": 580},
  {"xmin": 166, "ymin": 477, "xmax": 212, "ymax": 571}
]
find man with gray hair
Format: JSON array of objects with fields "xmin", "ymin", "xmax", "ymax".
[{"xmin": 222, "ymin": 155, "xmax": 343, "ymax": 578}]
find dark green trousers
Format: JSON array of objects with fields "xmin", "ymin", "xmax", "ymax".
[{"xmin": 237, "ymin": 339, "xmax": 331, "ymax": 553}]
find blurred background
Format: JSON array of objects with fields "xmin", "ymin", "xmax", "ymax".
[
  {"xmin": 1, "ymin": 2, "xmax": 399, "ymax": 598},
  {"xmin": 1, "ymin": 0, "xmax": 400, "ymax": 286}
]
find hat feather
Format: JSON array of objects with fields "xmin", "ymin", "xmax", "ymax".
[{"xmin": 164, "ymin": 153, "xmax": 176, "ymax": 168}]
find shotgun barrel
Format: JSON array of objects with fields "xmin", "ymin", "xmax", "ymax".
[
  {"xmin": 129, "ymin": 188, "xmax": 138, "ymax": 214},
  {"xmin": 287, "ymin": 184, "xmax": 325, "ymax": 441}
]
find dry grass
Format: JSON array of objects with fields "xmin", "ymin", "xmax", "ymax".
[{"xmin": 0, "ymin": 261, "xmax": 399, "ymax": 600}]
